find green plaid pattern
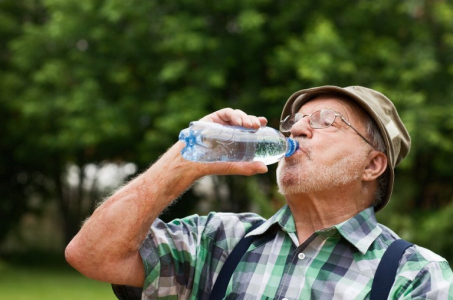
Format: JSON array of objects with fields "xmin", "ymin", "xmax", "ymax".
[{"xmin": 139, "ymin": 206, "xmax": 453, "ymax": 299}]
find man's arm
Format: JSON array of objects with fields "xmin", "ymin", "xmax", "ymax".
[{"xmin": 64, "ymin": 109, "xmax": 268, "ymax": 287}]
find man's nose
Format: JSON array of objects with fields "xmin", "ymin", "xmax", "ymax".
[{"xmin": 290, "ymin": 116, "xmax": 313, "ymax": 139}]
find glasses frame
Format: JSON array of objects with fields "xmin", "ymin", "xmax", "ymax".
[{"xmin": 280, "ymin": 109, "xmax": 377, "ymax": 149}]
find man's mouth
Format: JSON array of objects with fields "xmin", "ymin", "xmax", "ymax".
[{"xmin": 284, "ymin": 145, "xmax": 310, "ymax": 162}]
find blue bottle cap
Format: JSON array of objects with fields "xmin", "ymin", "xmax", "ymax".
[{"xmin": 284, "ymin": 138, "xmax": 299, "ymax": 157}]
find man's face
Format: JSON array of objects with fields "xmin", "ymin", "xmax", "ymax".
[{"xmin": 277, "ymin": 96, "xmax": 372, "ymax": 196}]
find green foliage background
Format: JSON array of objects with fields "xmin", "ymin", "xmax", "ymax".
[{"xmin": 1, "ymin": 0, "xmax": 453, "ymax": 263}]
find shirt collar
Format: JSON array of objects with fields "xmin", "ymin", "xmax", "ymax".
[
  {"xmin": 248, "ymin": 205, "xmax": 381, "ymax": 254},
  {"xmin": 246, "ymin": 205, "xmax": 296, "ymax": 237},
  {"xmin": 318, "ymin": 206, "xmax": 382, "ymax": 254}
]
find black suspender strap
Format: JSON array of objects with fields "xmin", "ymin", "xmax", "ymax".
[
  {"xmin": 370, "ymin": 239, "xmax": 413, "ymax": 300},
  {"xmin": 209, "ymin": 220, "xmax": 265, "ymax": 300}
]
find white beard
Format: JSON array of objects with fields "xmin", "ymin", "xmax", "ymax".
[{"xmin": 276, "ymin": 143, "xmax": 368, "ymax": 195}]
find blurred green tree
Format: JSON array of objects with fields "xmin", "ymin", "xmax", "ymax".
[
  {"xmin": 0, "ymin": 0, "xmax": 51, "ymax": 246},
  {"xmin": 1, "ymin": 0, "xmax": 453, "ymax": 260}
]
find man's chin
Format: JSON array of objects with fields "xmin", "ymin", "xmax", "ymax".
[{"xmin": 277, "ymin": 175, "xmax": 304, "ymax": 195}]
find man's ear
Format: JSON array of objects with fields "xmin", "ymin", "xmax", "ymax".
[{"xmin": 363, "ymin": 151, "xmax": 388, "ymax": 182}]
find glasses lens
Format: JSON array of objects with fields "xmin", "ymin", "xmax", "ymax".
[
  {"xmin": 280, "ymin": 113, "xmax": 304, "ymax": 132},
  {"xmin": 280, "ymin": 115, "xmax": 295, "ymax": 132},
  {"xmin": 310, "ymin": 110, "xmax": 336, "ymax": 129}
]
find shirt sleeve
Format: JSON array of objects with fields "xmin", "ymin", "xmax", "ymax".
[
  {"xmin": 396, "ymin": 260, "xmax": 453, "ymax": 300},
  {"xmin": 138, "ymin": 212, "xmax": 263, "ymax": 300}
]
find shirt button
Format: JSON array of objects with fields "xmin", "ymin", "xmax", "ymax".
[{"xmin": 298, "ymin": 253, "xmax": 306, "ymax": 260}]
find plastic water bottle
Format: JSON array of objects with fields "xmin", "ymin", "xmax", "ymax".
[{"xmin": 178, "ymin": 121, "xmax": 299, "ymax": 165}]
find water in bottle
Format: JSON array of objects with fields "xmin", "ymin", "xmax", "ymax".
[{"xmin": 178, "ymin": 121, "xmax": 299, "ymax": 165}]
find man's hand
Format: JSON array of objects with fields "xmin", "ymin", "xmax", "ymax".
[
  {"xmin": 196, "ymin": 108, "xmax": 269, "ymax": 176},
  {"xmin": 200, "ymin": 108, "xmax": 268, "ymax": 128}
]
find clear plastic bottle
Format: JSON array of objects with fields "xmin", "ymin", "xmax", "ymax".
[{"xmin": 179, "ymin": 121, "xmax": 299, "ymax": 165}]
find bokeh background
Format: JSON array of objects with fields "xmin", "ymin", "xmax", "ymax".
[{"xmin": 1, "ymin": 0, "xmax": 453, "ymax": 299}]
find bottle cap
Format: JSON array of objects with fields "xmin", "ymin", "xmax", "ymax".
[{"xmin": 285, "ymin": 138, "xmax": 299, "ymax": 157}]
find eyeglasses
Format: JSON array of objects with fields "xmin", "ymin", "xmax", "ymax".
[{"xmin": 280, "ymin": 109, "xmax": 377, "ymax": 149}]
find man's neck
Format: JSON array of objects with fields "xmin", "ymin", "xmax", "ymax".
[{"xmin": 285, "ymin": 184, "xmax": 372, "ymax": 244}]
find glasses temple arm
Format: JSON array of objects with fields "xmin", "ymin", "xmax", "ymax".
[{"xmin": 339, "ymin": 116, "xmax": 378, "ymax": 150}]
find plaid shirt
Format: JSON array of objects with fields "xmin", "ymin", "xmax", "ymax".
[{"xmin": 138, "ymin": 205, "xmax": 453, "ymax": 299}]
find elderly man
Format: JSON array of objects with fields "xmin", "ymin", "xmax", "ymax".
[{"xmin": 66, "ymin": 86, "xmax": 453, "ymax": 299}]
